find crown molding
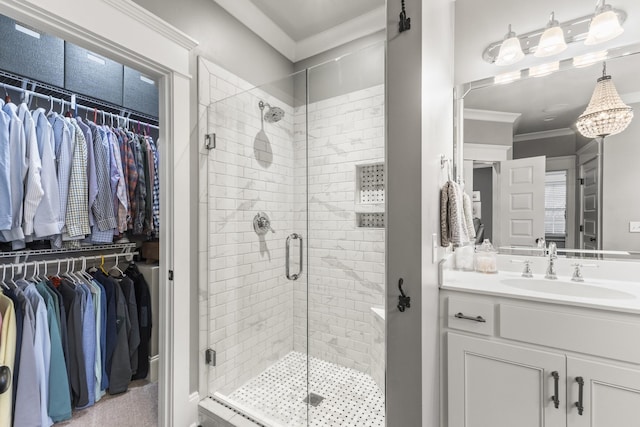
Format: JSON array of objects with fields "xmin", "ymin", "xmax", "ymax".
[
  {"xmin": 464, "ymin": 108, "xmax": 521, "ymax": 124},
  {"xmin": 513, "ymin": 128, "xmax": 575, "ymax": 142},
  {"xmin": 213, "ymin": 0, "xmax": 384, "ymax": 62},
  {"xmin": 103, "ymin": 0, "xmax": 198, "ymax": 50},
  {"xmin": 213, "ymin": 0, "xmax": 296, "ymax": 60},
  {"xmin": 295, "ymin": 6, "xmax": 385, "ymax": 61}
]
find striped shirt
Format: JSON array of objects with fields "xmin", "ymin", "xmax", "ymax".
[
  {"xmin": 18, "ymin": 103, "xmax": 44, "ymax": 239},
  {"xmin": 88, "ymin": 122, "xmax": 116, "ymax": 243}
]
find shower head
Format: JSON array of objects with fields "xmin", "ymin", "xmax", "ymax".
[{"xmin": 259, "ymin": 100, "xmax": 285, "ymax": 123}]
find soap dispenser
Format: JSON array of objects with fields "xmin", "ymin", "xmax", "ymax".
[{"xmin": 475, "ymin": 239, "xmax": 498, "ymax": 273}]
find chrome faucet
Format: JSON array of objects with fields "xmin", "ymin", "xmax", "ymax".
[{"xmin": 545, "ymin": 242, "xmax": 558, "ymax": 280}]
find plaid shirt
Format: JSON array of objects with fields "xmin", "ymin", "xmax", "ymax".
[
  {"xmin": 150, "ymin": 138, "xmax": 160, "ymax": 236},
  {"xmin": 63, "ymin": 120, "xmax": 90, "ymax": 238}
]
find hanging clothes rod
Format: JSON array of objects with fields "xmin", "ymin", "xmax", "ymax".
[
  {"xmin": 0, "ymin": 251, "xmax": 139, "ymax": 281},
  {"xmin": 0, "ymin": 80, "xmax": 159, "ymax": 130}
]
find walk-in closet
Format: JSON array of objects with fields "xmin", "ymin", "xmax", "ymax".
[{"xmin": 0, "ymin": 12, "xmax": 162, "ymax": 427}]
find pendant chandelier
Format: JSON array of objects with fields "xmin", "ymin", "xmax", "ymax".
[{"xmin": 576, "ymin": 62, "xmax": 633, "ymax": 138}]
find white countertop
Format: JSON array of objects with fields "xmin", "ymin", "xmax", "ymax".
[{"xmin": 441, "ymin": 267, "xmax": 640, "ymax": 315}]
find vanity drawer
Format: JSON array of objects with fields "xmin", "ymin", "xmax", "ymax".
[
  {"xmin": 500, "ymin": 304, "xmax": 640, "ymax": 364},
  {"xmin": 447, "ymin": 297, "xmax": 494, "ymax": 336}
]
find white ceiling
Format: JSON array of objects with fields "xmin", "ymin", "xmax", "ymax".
[
  {"xmin": 457, "ymin": 0, "xmax": 640, "ymax": 136},
  {"xmin": 213, "ymin": 0, "xmax": 385, "ymax": 62}
]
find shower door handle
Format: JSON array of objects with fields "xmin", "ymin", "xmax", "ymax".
[{"xmin": 286, "ymin": 233, "xmax": 303, "ymax": 280}]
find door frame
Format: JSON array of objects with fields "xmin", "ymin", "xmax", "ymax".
[
  {"xmin": 576, "ymin": 140, "xmax": 602, "ymax": 251},
  {"xmin": 546, "ymin": 156, "xmax": 576, "ymax": 249},
  {"xmin": 0, "ymin": 0, "xmax": 198, "ymax": 425}
]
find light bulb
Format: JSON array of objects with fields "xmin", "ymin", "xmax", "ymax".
[
  {"xmin": 495, "ymin": 25, "xmax": 524, "ymax": 66},
  {"xmin": 535, "ymin": 13, "xmax": 567, "ymax": 58},
  {"xmin": 585, "ymin": 6, "xmax": 624, "ymax": 45}
]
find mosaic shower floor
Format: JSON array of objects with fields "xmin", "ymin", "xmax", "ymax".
[{"xmin": 223, "ymin": 351, "xmax": 385, "ymax": 427}]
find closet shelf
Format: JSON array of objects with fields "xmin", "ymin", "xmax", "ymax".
[
  {"xmin": 0, "ymin": 69, "xmax": 159, "ymax": 126},
  {"xmin": 0, "ymin": 242, "xmax": 137, "ymax": 261}
]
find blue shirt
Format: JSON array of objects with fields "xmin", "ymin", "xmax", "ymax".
[
  {"xmin": 77, "ymin": 283, "xmax": 96, "ymax": 408},
  {"xmin": 36, "ymin": 282, "xmax": 72, "ymax": 422},
  {"xmin": 17, "ymin": 280, "xmax": 53, "ymax": 427},
  {"xmin": 1, "ymin": 103, "xmax": 26, "ymax": 244}
]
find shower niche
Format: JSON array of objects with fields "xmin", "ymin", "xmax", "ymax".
[{"xmin": 356, "ymin": 162, "xmax": 385, "ymax": 228}]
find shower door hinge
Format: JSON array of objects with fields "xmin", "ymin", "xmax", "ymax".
[
  {"xmin": 205, "ymin": 133, "xmax": 216, "ymax": 150},
  {"xmin": 205, "ymin": 349, "xmax": 216, "ymax": 366},
  {"xmin": 579, "ymin": 178, "xmax": 585, "ymax": 185},
  {"xmin": 168, "ymin": 270, "xmax": 174, "ymax": 281}
]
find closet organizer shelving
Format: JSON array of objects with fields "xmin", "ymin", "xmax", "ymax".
[
  {"xmin": 0, "ymin": 53, "xmax": 160, "ymax": 425},
  {"xmin": 0, "ymin": 243, "xmax": 154, "ymax": 425},
  {"xmin": 0, "ymin": 69, "xmax": 159, "ymax": 130},
  {"xmin": 0, "ymin": 67, "xmax": 161, "ymax": 252}
]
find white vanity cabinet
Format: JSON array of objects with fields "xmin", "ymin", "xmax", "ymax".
[{"xmin": 442, "ymin": 291, "xmax": 640, "ymax": 427}]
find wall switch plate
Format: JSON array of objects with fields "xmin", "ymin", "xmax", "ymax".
[{"xmin": 630, "ymin": 222, "xmax": 640, "ymax": 233}]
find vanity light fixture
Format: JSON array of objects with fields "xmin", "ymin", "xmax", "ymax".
[
  {"xmin": 495, "ymin": 25, "xmax": 525, "ymax": 66},
  {"xmin": 585, "ymin": 1, "xmax": 624, "ymax": 46},
  {"xmin": 483, "ymin": 6, "xmax": 626, "ymax": 65},
  {"xmin": 534, "ymin": 13, "xmax": 567, "ymax": 57},
  {"xmin": 529, "ymin": 61, "xmax": 560, "ymax": 78},
  {"xmin": 576, "ymin": 62, "xmax": 634, "ymax": 138}
]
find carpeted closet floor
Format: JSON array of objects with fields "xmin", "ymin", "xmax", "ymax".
[{"xmin": 57, "ymin": 380, "xmax": 158, "ymax": 427}]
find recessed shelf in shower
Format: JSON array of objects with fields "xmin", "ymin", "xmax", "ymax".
[{"xmin": 355, "ymin": 162, "xmax": 385, "ymax": 228}]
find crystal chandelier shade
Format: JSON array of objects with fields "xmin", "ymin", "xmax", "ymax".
[{"xmin": 576, "ymin": 69, "xmax": 633, "ymax": 138}]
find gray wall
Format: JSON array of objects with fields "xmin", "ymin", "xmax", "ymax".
[
  {"xmin": 513, "ymin": 134, "xmax": 576, "ymax": 159},
  {"xmin": 603, "ymin": 101, "xmax": 640, "ymax": 251},
  {"xmin": 473, "ymin": 167, "xmax": 493, "ymax": 241},
  {"xmin": 131, "ymin": 0, "xmax": 294, "ymax": 394},
  {"xmin": 464, "ymin": 119, "xmax": 512, "ymax": 145},
  {"xmin": 293, "ymin": 31, "xmax": 385, "ymax": 105}
]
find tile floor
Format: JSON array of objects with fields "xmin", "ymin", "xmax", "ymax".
[{"xmin": 224, "ymin": 351, "xmax": 385, "ymax": 427}]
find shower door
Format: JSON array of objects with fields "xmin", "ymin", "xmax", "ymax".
[{"xmin": 203, "ymin": 42, "xmax": 386, "ymax": 427}]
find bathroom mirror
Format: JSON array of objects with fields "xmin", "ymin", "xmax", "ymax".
[{"xmin": 455, "ymin": 44, "xmax": 640, "ymax": 260}]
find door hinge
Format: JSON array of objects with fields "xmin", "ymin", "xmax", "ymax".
[
  {"xmin": 205, "ymin": 133, "xmax": 216, "ymax": 150},
  {"xmin": 205, "ymin": 349, "xmax": 216, "ymax": 366},
  {"xmin": 580, "ymin": 225, "xmax": 584, "ymax": 232},
  {"xmin": 579, "ymin": 178, "xmax": 585, "ymax": 185},
  {"xmin": 168, "ymin": 270, "xmax": 174, "ymax": 281}
]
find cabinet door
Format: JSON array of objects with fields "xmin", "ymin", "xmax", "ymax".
[
  {"xmin": 567, "ymin": 356, "xmax": 640, "ymax": 426},
  {"xmin": 448, "ymin": 333, "xmax": 566, "ymax": 427}
]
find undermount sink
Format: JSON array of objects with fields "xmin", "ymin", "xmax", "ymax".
[{"xmin": 500, "ymin": 278, "xmax": 636, "ymax": 300}]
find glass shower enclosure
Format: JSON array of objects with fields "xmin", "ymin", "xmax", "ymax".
[{"xmin": 204, "ymin": 43, "xmax": 386, "ymax": 427}]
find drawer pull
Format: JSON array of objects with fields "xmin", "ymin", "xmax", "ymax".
[
  {"xmin": 454, "ymin": 312, "xmax": 486, "ymax": 323},
  {"xmin": 551, "ymin": 371, "xmax": 560, "ymax": 409},
  {"xmin": 575, "ymin": 376, "xmax": 585, "ymax": 416}
]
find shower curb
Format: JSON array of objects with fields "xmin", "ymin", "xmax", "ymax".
[{"xmin": 199, "ymin": 396, "xmax": 267, "ymax": 427}]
